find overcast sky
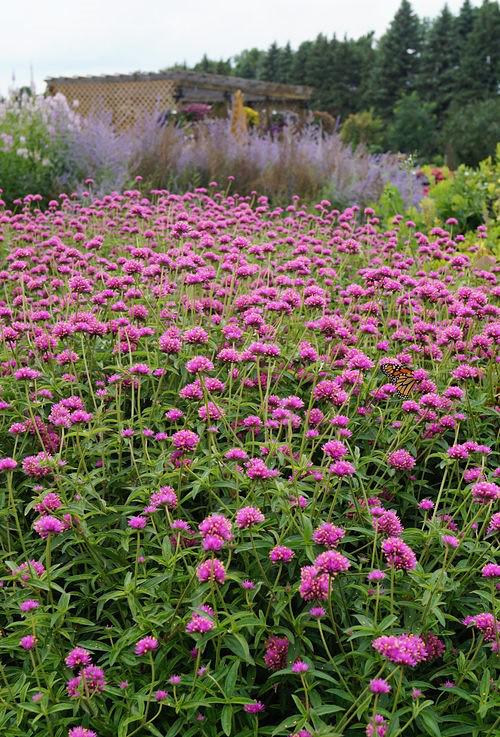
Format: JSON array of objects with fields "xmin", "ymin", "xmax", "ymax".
[{"xmin": 1, "ymin": 0, "xmax": 473, "ymax": 94}]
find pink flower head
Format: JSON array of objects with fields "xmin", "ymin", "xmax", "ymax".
[
  {"xmin": 196, "ymin": 558, "xmax": 226, "ymax": 584},
  {"xmin": 171, "ymin": 429, "xmax": 200, "ymax": 452},
  {"xmin": 128, "ymin": 516, "xmax": 147, "ymax": 529},
  {"xmin": 134, "ymin": 636, "xmax": 159, "ymax": 656},
  {"xmin": 291, "ymin": 660, "xmax": 309, "ymax": 673},
  {"xmin": 387, "ymin": 449, "xmax": 416, "ymax": 470},
  {"xmin": 235, "ymin": 506, "xmax": 265, "ymax": 529},
  {"xmin": 0, "ymin": 457, "xmax": 17, "ymax": 471},
  {"xmin": 65, "ymin": 647, "xmax": 92, "ymax": 669},
  {"xmin": 369, "ymin": 678, "xmax": 391, "ymax": 694},
  {"xmin": 264, "ymin": 636, "xmax": 289, "ymax": 670},
  {"xmin": 20, "ymin": 599, "xmax": 39, "ymax": 613},
  {"xmin": 269, "ymin": 545, "xmax": 295, "ymax": 564},
  {"xmin": 314, "ymin": 550, "xmax": 350, "ymax": 575},
  {"xmin": 366, "ymin": 714, "xmax": 388, "ymax": 737},
  {"xmin": 482, "ymin": 563, "xmax": 500, "ymax": 577},
  {"xmin": 471, "ymin": 481, "xmax": 500, "ymax": 504},
  {"xmin": 299, "ymin": 565, "xmax": 329, "ymax": 601},
  {"xmin": 441, "ymin": 534, "xmax": 459, "ymax": 548},
  {"xmin": 33, "ymin": 515, "xmax": 65, "ymax": 538},
  {"xmin": 244, "ymin": 701, "xmax": 265, "ymax": 713},
  {"xmin": 312, "ymin": 522, "xmax": 345, "ymax": 548},
  {"xmin": 372, "ymin": 634, "xmax": 427, "ymax": 666},
  {"xmin": 68, "ymin": 729, "xmax": 98, "ymax": 737},
  {"xmin": 245, "ymin": 458, "xmax": 279, "ymax": 479},
  {"xmin": 381, "ymin": 537, "xmax": 417, "ymax": 571},
  {"xmin": 186, "ymin": 613, "xmax": 214, "ymax": 634},
  {"xmin": 20, "ymin": 635, "xmax": 37, "ymax": 650},
  {"xmin": 199, "ymin": 514, "xmax": 233, "ymax": 547}
]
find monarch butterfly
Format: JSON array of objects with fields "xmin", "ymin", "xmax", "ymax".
[{"xmin": 380, "ymin": 363, "xmax": 420, "ymax": 399}]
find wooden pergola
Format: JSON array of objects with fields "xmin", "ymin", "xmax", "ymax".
[{"xmin": 45, "ymin": 70, "xmax": 313, "ymax": 129}]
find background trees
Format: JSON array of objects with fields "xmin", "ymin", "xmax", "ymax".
[{"xmin": 168, "ymin": 1, "xmax": 500, "ymax": 164}]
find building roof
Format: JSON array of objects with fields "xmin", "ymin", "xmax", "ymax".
[{"xmin": 46, "ymin": 69, "xmax": 313, "ymax": 102}]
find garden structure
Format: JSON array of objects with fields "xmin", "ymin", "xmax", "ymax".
[{"xmin": 45, "ymin": 70, "xmax": 313, "ymax": 130}]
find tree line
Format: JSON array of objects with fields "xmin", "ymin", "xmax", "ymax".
[{"xmin": 167, "ymin": 0, "xmax": 500, "ymax": 165}]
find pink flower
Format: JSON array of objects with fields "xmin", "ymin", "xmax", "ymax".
[
  {"xmin": 196, "ymin": 558, "xmax": 226, "ymax": 584},
  {"xmin": 128, "ymin": 516, "xmax": 147, "ymax": 529},
  {"xmin": 65, "ymin": 647, "xmax": 93, "ymax": 669},
  {"xmin": 329, "ymin": 460, "xmax": 356, "ymax": 477},
  {"xmin": 299, "ymin": 565, "xmax": 329, "ymax": 601},
  {"xmin": 291, "ymin": 660, "xmax": 309, "ymax": 673},
  {"xmin": 0, "ymin": 457, "xmax": 17, "ymax": 471},
  {"xmin": 441, "ymin": 534, "xmax": 459, "ymax": 548},
  {"xmin": 134, "ymin": 636, "xmax": 159, "ymax": 656},
  {"xmin": 381, "ymin": 537, "xmax": 417, "ymax": 571},
  {"xmin": 19, "ymin": 635, "xmax": 37, "ymax": 650},
  {"xmin": 235, "ymin": 506, "xmax": 265, "ymax": 529},
  {"xmin": 186, "ymin": 613, "xmax": 214, "ymax": 634},
  {"xmin": 245, "ymin": 458, "xmax": 279, "ymax": 479},
  {"xmin": 185, "ymin": 356, "xmax": 214, "ymax": 374},
  {"xmin": 20, "ymin": 599, "xmax": 39, "ymax": 613},
  {"xmin": 482, "ymin": 563, "xmax": 500, "ymax": 577},
  {"xmin": 33, "ymin": 515, "xmax": 65, "ymax": 538},
  {"xmin": 387, "ymin": 449, "xmax": 416, "ymax": 470},
  {"xmin": 264, "ymin": 636, "xmax": 289, "ymax": 670},
  {"xmin": 366, "ymin": 714, "xmax": 388, "ymax": 737},
  {"xmin": 312, "ymin": 523, "xmax": 345, "ymax": 548},
  {"xmin": 68, "ymin": 729, "xmax": 98, "ymax": 737},
  {"xmin": 171, "ymin": 429, "xmax": 200, "ymax": 452},
  {"xmin": 471, "ymin": 481, "xmax": 500, "ymax": 504},
  {"xmin": 314, "ymin": 550, "xmax": 350, "ymax": 575},
  {"xmin": 369, "ymin": 678, "xmax": 391, "ymax": 694},
  {"xmin": 244, "ymin": 701, "xmax": 265, "ymax": 713},
  {"xmin": 372, "ymin": 634, "xmax": 427, "ymax": 666},
  {"xmin": 269, "ymin": 545, "xmax": 294, "ymax": 564}
]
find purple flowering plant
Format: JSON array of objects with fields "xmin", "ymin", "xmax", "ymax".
[{"xmin": 0, "ymin": 184, "xmax": 498, "ymax": 737}]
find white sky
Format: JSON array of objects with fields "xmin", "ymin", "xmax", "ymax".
[{"xmin": 1, "ymin": 0, "xmax": 474, "ymax": 94}]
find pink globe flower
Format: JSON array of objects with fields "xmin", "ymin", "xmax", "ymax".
[
  {"xmin": 235, "ymin": 506, "xmax": 265, "ymax": 529},
  {"xmin": 134, "ymin": 636, "xmax": 159, "ymax": 656},
  {"xmin": 387, "ymin": 449, "xmax": 416, "ymax": 470}
]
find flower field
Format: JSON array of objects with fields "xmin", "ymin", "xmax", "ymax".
[{"xmin": 0, "ymin": 188, "xmax": 498, "ymax": 737}]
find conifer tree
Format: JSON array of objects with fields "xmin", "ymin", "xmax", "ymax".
[
  {"xmin": 368, "ymin": 0, "xmax": 422, "ymax": 117},
  {"xmin": 418, "ymin": 5, "xmax": 460, "ymax": 116}
]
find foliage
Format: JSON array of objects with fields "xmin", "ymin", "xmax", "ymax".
[
  {"xmin": 443, "ymin": 98, "xmax": 500, "ymax": 168},
  {"xmin": 340, "ymin": 110, "xmax": 384, "ymax": 151},
  {"xmin": 0, "ymin": 188, "xmax": 498, "ymax": 737},
  {"xmin": 386, "ymin": 93, "xmax": 437, "ymax": 159},
  {"xmin": 425, "ymin": 144, "xmax": 500, "ymax": 239}
]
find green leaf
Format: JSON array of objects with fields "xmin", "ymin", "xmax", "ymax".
[
  {"xmin": 221, "ymin": 704, "xmax": 232, "ymax": 736},
  {"xmin": 225, "ymin": 633, "xmax": 254, "ymax": 664},
  {"xmin": 225, "ymin": 660, "xmax": 239, "ymax": 696},
  {"xmin": 418, "ymin": 709, "xmax": 442, "ymax": 737}
]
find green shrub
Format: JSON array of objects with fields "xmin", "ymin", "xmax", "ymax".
[{"xmin": 340, "ymin": 110, "xmax": 384, "ymax": 151}]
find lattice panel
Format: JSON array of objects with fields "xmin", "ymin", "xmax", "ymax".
[{"xmin": 54, "ymin": 79, "xmax": 177, "ymax": 129}]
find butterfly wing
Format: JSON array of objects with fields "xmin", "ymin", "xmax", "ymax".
[{"xmin": 380, "ymin": 363, "xmax": 418, "ymax": 398}]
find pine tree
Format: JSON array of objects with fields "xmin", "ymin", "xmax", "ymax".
[
  {"xmin": 369, "ymin": 0, "xmax": 422, "ymax": 117},
  {"xmin": 457, "ymin": 1, "xmax": 500, "ymax": 103},
  {"xmin": 290, "ymin": 41, "xmax": 314, "ymax": 85},
  {"xmin": 418, "ymin": 5, "xmax": 460, "ymax": 116},
  {"xmin": 277, "ymin": 42, "xmax": 294, "ymax": 84},
  {"xmin": 233, "ymin": 49, "xmax": 265, "ymax": 79},
  {"xmin": 261, "ymin": 42, "xmax": 281, "ymax": 81}
]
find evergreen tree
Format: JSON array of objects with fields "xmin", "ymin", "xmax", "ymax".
[
  {"xmin": 277, "ymin": 42, "xmax": 294, "ymax": 83},
  {"xmin": 261, "ymin": 42, "xmax": 281, "ymax": 81},
  {"xmin": 233, "ymin": 49, "xmax": 265, "ymax": 79},
  {"xmin": 369, "ymin": 0, "xmax": 422, "ymax": 117},
  {"xmin": 457, "ymin": 1, "xmax": 500, "ymax": 103},
  {"xmin": 290, "ymin": 40, "xmax": 314, "ymax": 85},
  {"xmin": 418, "ymin": 5, "xmax": 460, "ymax": 116}
]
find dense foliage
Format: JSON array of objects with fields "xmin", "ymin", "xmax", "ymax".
[
  {"xmin": 174, "ymin": 0, "xmax": 500, "ymax": 165},
  {"xmin": 0, "ymin": 188, "xmax": 498, "ymax": 737}
]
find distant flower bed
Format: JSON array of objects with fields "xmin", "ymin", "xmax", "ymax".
[
  {"xmin": 0, "ymin": 89, "xmax": 424, "ymax": 209},
  {"xmin": 0, "ymin": 188, "xmax": 498, "ymax": 737}
]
